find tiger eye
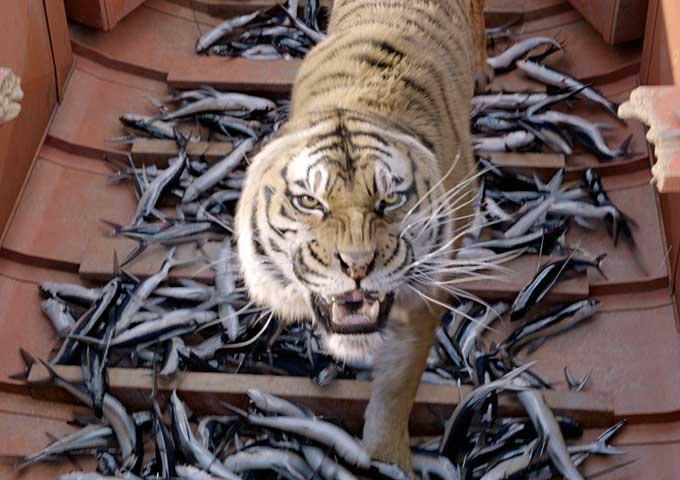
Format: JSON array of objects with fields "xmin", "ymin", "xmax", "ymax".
[
  {"xmin": 383, "ymin": 192, "xmax": 400, "ymax": 205},
  {"xmin": 300, "ymin": 195, "xmax": 320, "ymax": 209}
]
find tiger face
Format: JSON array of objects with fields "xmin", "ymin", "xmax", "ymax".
[{"xmin": 236, "ymin": 110, "xmax": 455, "ymax": 361}]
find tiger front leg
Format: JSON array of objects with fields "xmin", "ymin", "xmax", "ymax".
[
  {"xmin": 470, "ymin": 0, "xmax": 494, "ymax": 92},
  {"xmin": 361, "ymin": 305, "xmax": 439, "ymax": 472}
]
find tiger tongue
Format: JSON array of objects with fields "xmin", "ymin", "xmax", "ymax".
[{"xmin": 336, "ymin": 289, "xmax": 364, "ymax": 304}]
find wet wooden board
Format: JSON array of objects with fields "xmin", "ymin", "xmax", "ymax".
[
  {"xmin": 1, "ymin": 145, "xmax": 137, "ymax": 272},
  {"xmin": 27, "ymin": 363, "xmax": 614, "ymax": 435},
  {"xmin": 131, "ymin": 139, "xmax": 234, "ymax": 166},
  {"xmin": 79, "ymin": 235, "xmax": 224, "ymax": 283},
  {"xmin": 47, "ymin": 55, "xmax": 168, "ymax": 162},
  {"xmin": 167, "ymin": 57, "xmax": 301, "ymax": 95},
  {"xmin": 0, "ymin": 259, "xmax": 82, "ymax": 394},
  {"xmin": 464, "ymin": 255, "xmax": 589, "ymax": 302},
  {"xmin": 486, "ymin": 152, "xmax": 565, "ymax": 170},
  {"xmin": 481, "ymin": 290, "xmax": 680, "ymax": 421},
  {"xmin": 567, "ymin": 170, "xmax": 670, "ymax": 290}
]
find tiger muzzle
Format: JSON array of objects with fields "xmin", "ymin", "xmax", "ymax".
[{"xmin": 313, "ymin": 289, "xmax": 393, "ymax": 335}]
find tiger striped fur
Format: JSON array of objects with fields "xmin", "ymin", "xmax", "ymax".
[{"xmin": 236, "ymin": 0, "xmax": 488, "ymax": 469}]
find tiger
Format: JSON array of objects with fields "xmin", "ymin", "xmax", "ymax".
[{"xmin": 235, "ymin": 0, "xmax": 489, "ymax": 469}]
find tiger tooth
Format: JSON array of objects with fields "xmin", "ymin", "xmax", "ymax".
[{"xmin": 367, "ymin": 301, "xmax": 380, "ymax": 322}]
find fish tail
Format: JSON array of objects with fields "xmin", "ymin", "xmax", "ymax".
[
  {"xmin": 527, "ymin": 43, "xmax": 561, "ymax": 63},
  {"xmin": 8, "ymin": 348, "xmax": 37, "ymax": 380},
  {"xmin": 618, "ymin": 134, "xmax": 634, "ymax": 157},
  {"xmin": 607, "ymin": 100, "xmax": 621, "ymax": 119},
  {"xmin": 592, "ymin": 420, "xmax": 627, "ymax": 455}
]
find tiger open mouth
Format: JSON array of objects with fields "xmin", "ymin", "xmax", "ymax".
[{"xmin": 313, "ymin": 290, "xmax": 394, "ymax": 335}]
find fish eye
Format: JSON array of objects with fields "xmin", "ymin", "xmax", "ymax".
[{"xmin": 294, "ymin": 194, "xmax": 323, "ymax": 211}]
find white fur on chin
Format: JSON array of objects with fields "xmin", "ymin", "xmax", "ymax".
[{"xmin": 323, "ymin": 329, "xmax": 386, "ymax": 363}]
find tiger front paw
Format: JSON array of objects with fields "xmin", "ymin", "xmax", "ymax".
[
  {"xmin": 474, "ymin": 62, "xmax": 495, "ymax": 93},
  {"xmin": 363, "ymin": 426, "xmax": 413, "ymax": 474}
]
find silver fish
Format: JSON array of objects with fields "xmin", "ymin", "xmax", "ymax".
[
  {"xmin": 517, "ymin": 60, "xmax": 618, "ymax": 117},
  {"xmin": 247, "ymin": 389, "xmax": 313, "ymax": 418},
  {"xmin": 170, "ymin": 391, "xmax": 240, "ymax": 480},
  {"xmin": 411, "ymin": 451, "xmax": 460, "ymax": 479},
  {"xmin": 43, "ymin": 363, "xmax": 139, "ymax": 472},
  {"xmin": 518, "ymin": 389, "xmax": 584, "ymax": 480},
  {"xmin": 40, "ymin": 282, "xmax": 102, "ymax": 305},
  {"xmin": 17, "ymin": 423, "xmax": 113, "ymax": 470},
  {"xmin": 503, "ymin": 197, "xmax": 554, "ymax": 238},
  {"xmin": 115, "ymin": 248, "xmax": 177, "ymax": 334},
  {"xmin": 196, "ymin": 10, "xmax": 262, "ymax": 53},
  {"xmin": 473, "ymin": 131, "xmax": 535, "ymax": 152},
  {"xmin": 527, "ymin": 110, "xmax": 629, "ymax": 159},
  {"xmin": 472, "ymin": 92, "xmax": 550, "ymax": 112},
  {"xmin": 41, "ymin": 298, "xmax": 76, "ymax": 337},
  {"xmin": 161, "ymin": 93, "xmax": 276, "ymax": 121},
  {"xmin": 132, "ymin": 144, "xmax": 187, "ymax": 225},
  {"xmin": 183, "ymin": 137, "xmax": 255, "ymax": 203},
  {"xmin": 214, "ymin": 237, "xmax": 240, "ymax": 340},
  {"xmin": 301, "ymin": 445, "xmax": 358, "ymax": 480},
  {"xmin": 487, "ymin": 37, "xmax": 562, "ymax": 71},
  {"xmin": 222, "ymin": 446, "xmax": 314, "ymax": 480},
  {"xmin": 231, "ymin": 408, "xmax": 371, "ymax": 467},
  {"xmin": 112, "ymin": 309, "xmax": 216, "ymax": 348}
]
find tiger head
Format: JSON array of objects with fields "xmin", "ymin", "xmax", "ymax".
[{"xmin": 236, "ymin": 110, "xmax": 461, "ymax": 361}]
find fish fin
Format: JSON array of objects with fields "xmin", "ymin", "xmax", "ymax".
[
  {"xmin": 564, "ymin": 366, "xmax": 578, "ymax": 389},
  {"xmin": 120, "ymin": 240, "xmax": 148, "ymax": 268},
  {"xmin": 593, "ymin": 253, "xmax": 608, "ymax": 280},
  {"xmin": 525, "ymin": 336, "xmax": 548, "ymax": 355},
  {"xmin": 67, "ymin": 334, "xmax": 105, "ymax": 346},
  {"xmin": 527, "ymin": 43, "xmax": 562, "ymax": 63},
  {"xmin": 220, "ymin": 402, "xmax": 249, "ymax": 418},
  {"xmin": 9, "ymin": 348, "xmax": 37, "ymax": 380},
  {"xmin": 99, "ymin": 219, "xmax": 124, "ymax": 237},
  {"xmin": 586, "ymin": 457, "xmax": 638, "ymax": 479}
]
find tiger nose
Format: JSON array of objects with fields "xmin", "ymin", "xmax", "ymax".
[{"xmin": 337, "ymin": 250, "xmax": 375, "ymax": 280}]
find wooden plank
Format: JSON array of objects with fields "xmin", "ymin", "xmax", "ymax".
[
  {"xmin": 486, "ymin": 152, "xmax": 565, "ymax": 171},
  {"xmin": 131, "ymin": 139, "xmax": 234, "ymax": 166},
  {"xmin": 27, "ymin": 364, "xmax": 615, "ymax": 435},
  {"xmin": 464, "ymin": 255, "xmax": 589, "ymax": 302},
  {"xmin": 79, "ymin": 235, "xmax": 224, "ymax": 283},
  {"xmin": 167, "ymin": 57, "xmax": 300, "ymax": 95}
]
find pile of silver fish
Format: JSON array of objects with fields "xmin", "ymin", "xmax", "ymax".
[
  {"xmin": 117, "ymin": 86, "xmax": 288, "ymax": 144},
  {"xmin": 195, "ymin": 0, "xmax": 326, "ymax": 59},
  {"xmin": 18, "ymin": 27, "xmax": 640, "ymax": 479},
  {"xmin": 18, "ymin": 371, "xmax": 630, "ymax": 480},
  {"xmin": 474, "ymin": 36, "xmax": 632, "ymax": 159}
]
